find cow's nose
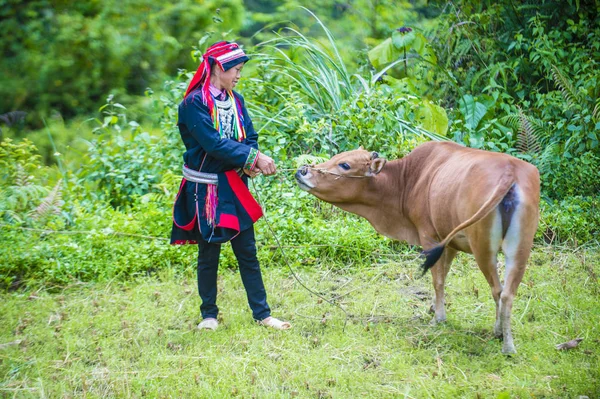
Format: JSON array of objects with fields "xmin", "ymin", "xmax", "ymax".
[{"xmin": 299, "ymin": 165, "xmax": 309, "ymax": 176}]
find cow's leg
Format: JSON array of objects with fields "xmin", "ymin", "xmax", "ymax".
[
  {"xmin": 498, "ymin": 249, "xmax": 529, "ymax": 354},
  {"xmin": 472, "ymin": 250, "xmax": 503, "ymax": 337},
  {"xmin": 469, "ymin": 210, "xmax": 504, "ymax": 339},
  {"xmin": 429, "ymin": 248, "xmax": 457, "ymax": 323},
  {"xmin": 499, "ymin": 201, "xmax": 536, "ymax": 355}
]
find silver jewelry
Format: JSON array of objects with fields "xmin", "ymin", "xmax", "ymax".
[{"xmin": 215, "ymin": 97, "xmax": 235, "ymax": 139}]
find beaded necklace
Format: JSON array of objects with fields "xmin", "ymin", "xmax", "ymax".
[{"xmin": 211, "ymin": 90, "xmax": 246, "ymax": 142}]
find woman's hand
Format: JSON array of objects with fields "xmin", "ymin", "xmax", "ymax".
[
  {"xmin": 255, "ymin": 152, "xmax": 277, "ymax": 176},
  {"xmin": 243, "ymin": 168, "xmax": 260, "ymax": 178}
]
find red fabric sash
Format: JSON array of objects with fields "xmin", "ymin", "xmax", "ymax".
[{"xmin": 216, "ymin": 170, "xmax": 263, "ymax": 231}]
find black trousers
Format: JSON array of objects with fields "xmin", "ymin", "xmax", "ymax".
[{"xmin": 197, "ymin": 227, "xmax": 271, "ymax": 321}]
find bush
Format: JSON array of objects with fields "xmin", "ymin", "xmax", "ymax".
[
  {"xmin": 538, "ymin": 196, "xmax": 600, "ymax": 246},
  {"xmin": 77, "ymin": 95, "xmax": 181, "ymax": 208},
  {"xmin": 0, "ymin": 195, "xmax": 195, "ymax": 290},
  {"xmin": 429, "ymin": 0, "xmax": 600, "ymax": 200},
  {"xmin": 0, "ymin": 138, "xmax": 68, "ymax": 227}
]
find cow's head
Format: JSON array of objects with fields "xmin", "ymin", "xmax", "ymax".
[{"xmin": 295, "ymin": 148, "xmax": 386, "ymax": 203}]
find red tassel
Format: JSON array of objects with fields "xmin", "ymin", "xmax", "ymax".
[{"xmin": 204, "ymin": 184, "xmax": 218, "ymax": 226}]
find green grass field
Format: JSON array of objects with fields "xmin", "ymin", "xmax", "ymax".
[{"xmin": 1, "ymin": 246, "xmax": 599, "ymax": 398}]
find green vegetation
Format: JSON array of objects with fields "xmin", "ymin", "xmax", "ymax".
[{"xmin": 1, "ymin": 0, "xmax": 599, "ymax": 397}]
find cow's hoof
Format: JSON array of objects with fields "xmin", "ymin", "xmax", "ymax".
[
  {"xmin": 430, "ymin": 315, "xmax": 446, "ymax": 325},
  {"xmin": 502, "ymin": 344, "xmax": 516, "ymax": 355},
  {"xmin": 494, "ymin": 326, "xmax": 503, "ymax": 339}
]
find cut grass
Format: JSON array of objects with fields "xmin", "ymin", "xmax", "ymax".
[{"xmin": 1, "ymin": 246, "xmax": 599, "ymax": 398}]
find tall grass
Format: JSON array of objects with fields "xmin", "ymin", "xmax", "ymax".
[
  {"xmin": 251, "ymin": 7, "xmax": 448, "ymax": 145},
  {"xmin": 256, "ymin": 7, "xmax": 354, "ymax": 117}
]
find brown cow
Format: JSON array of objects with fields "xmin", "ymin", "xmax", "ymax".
[{"xmin": 295, "ymin": 141, "xmax": 540, "ymax": 354}]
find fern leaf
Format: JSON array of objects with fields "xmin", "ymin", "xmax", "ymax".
[
  {"xmin": 13, "ymin": 164, "xmax": 32, "ymax": 187},
  {"xmin": 537, "ymin": 142, "xmax": 560, "ymax": 174},
  {"xmin": 1, "ymin": 209, "xmax": 23, "ymax": 224},
  {"xmin": 551, "ymin": 65, "xmax": 581, "ymax": 109},
  {"xmin": 593, "ymin": 98, "xmax": 600, "ymax": 122},
  {"xmin": 32, "ymin": 179, "xmax": 64, "ymax": 221},
  {"xmin": 500, "ymin": 114, "xmax": 521, "ymax": 129},
  {"xmin": 500, "ymin": 110, "xmax": 546, "ymax": 154},
  {"xmin": 140, "ymin": 192, "xmax": 166, "ymax": 204},
  {"xmin": 149, "ymin": 170, "xmax": 182, "ymax": 203},
  {"xmin": 2, "ymin": 184, "xmax": 47, "ymax": 213},
  {"xmin": 516, "ymin": 108, "xmax": 542, "ymax": 154}
]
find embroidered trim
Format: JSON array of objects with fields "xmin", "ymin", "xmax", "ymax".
[
  {"xmin": 244, "ymin": 148, "xmax": 259, "ymax": 171},
  {"xmin": 211, "ymin": 92, "xmax": 246, "ymax": 142},
  {"xmin": 228, "ymin": 91, "xmax": 246, "ymax": 141},
  {"xmin": 172, "ymin": 239, "xmax": 198, "ymax": 245},
  {"xmin": 216, "ymin": 48, "xmax": 246, "ymax": 63},
  {"xmin": 213, "ymin": 97, "xmax": 233, "ymax": 140}
]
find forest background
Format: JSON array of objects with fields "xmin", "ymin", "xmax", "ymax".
[{"xmin": 1, "ymin": 0, "xmax": 599, "ymax": 397}]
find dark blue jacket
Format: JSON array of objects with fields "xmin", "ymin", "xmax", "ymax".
[{"xmin": 170, "ymin": 90, "xmax": 261, "ymax": 244}]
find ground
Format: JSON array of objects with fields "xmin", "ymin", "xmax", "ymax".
[{"xmin": 1, "ymin": 246, "xmax": 599, "ymax": 398}]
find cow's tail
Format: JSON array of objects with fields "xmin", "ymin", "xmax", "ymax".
[{"xmin": 420, "ymin": 166, "xmax": 516, "ymax": 276}]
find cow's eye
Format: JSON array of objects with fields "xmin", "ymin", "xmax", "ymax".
[{"xmin": 339, "ymin": 163, "xmax": 351, "ymax": 170}]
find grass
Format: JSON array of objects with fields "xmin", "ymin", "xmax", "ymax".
[{"xmin": 1, "ymin": 246, "xmax": 599, "ymax": 398}]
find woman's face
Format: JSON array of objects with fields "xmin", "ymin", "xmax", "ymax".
[{"xmin": 214, "ymin": 62, "xmax": 245, "ymax": 92}]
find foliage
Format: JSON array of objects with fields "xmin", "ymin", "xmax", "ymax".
[
  {"xmin": 524, "ymin": 13, "xmax": 600, "ymax": 197},
  {"xmin": 256, "ymin": 8, "xmax": 357, "ymax": 119},
  {"xmin": 429, "ymin": 0, "xmax": 600, "ymax": 198},
  {"xmin": 1, "ymin": 0, "xmax": 436, "ymax": 125},
  {"xmin": 245, "ymin": 10, "xmax": 447, "ymax": 167},
  {"xmin": 0, "ymin": 138, "xmax": 41, "ymax": 181},
  {"xmin": 245, "ymin": 0, "xmax": 431, "ymax": 56},
  {"xmin": 447, "ymin": 93, "xmax": 510, "ymax": 151},
  {"xmin": 2, "ymin": 4, "xmax": 600, "ymax": 291},
  {"xmin": 0, "ymin": 0, "xmax": 244, "ymax": 121},
  {"xmin": 78, "ymin": 94, "xmax": 181, "ymax": 208},
  {"xmin": 368, "ymin": 26, "xmax": 437, "ymax": 81},
  {"xmin": 539, "ymin": 196, "xmax": 600, "ymax": 246},
  {"xmin": 325, "ymin": 89, "xmax": 439, "ymax": 158},
  {"xmin": 0, "ymin": 138, "xmax": 66, "ymax": 226},
  {"xmin": 0, "ymin": 192, "xmax": 190, "ymax": 289},
  {"xmin": 2, "ymin": 159, "xmax": 598, "ymax": 289},
  {"xmin": 30, "ymin": 179, "xmax": 64, "ymax": 225},
  {"xmin": 500, "ymin": 108, "xmax": 544, "ymax": 155}
]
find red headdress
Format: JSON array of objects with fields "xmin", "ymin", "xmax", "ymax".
[{"xmin": 184, "ymin": 41, "xmax": 249, "ymax": 112}]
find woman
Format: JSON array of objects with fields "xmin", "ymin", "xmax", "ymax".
[{"xmin": 171, "ymin": 41, "xmax": 291, "ymax": 331}]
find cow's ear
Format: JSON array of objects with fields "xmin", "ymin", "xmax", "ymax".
[{"xmin": 369, "ymin": 157, "xmax": 387, "ymax": 175}]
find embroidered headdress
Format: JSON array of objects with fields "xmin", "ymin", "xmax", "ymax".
[{"xmin": 184, "ymin": 41, "xmax": 249, "ymax": 107}]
